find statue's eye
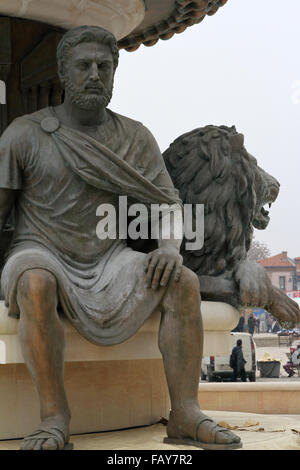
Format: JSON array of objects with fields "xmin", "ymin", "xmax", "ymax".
[
  {"xmin": 79, "ymin": 62, "xmax": 89, "ymax": 70},
  {"xmin": 98, "ymin": 63, "xmax": 107, "ymax": 70}
]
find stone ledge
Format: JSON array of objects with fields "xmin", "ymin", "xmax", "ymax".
[
  {"xmin": 0, "ymin": 300, "xmax": 240, "ymax": 363},
  {"xmin": 253, "ymin": 333, "xmax": 289, "ymax": 348},
  {"xmin": 198, "ymin": 382, "xmax": 300, "ymax": 414},
  {"xmin": 199, "ymin": 382, "xmax": 300, "ymax": 391}
]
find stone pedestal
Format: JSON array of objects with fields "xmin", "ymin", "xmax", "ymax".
[
  {"xmin": 0, "ymin": 300, "xmax": 239, "ymax": 439},
  {"xmin": 0, "ymin": 360, "xmax": 169, "ymax": 439},
  {"xmin": 201, "ymin": 301, "xmax": 239, "ymax": 356}
]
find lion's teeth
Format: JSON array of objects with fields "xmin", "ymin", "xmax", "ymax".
[{"xmin": 262, "ymin": 205, "xmax": 270, "ymax": 216}]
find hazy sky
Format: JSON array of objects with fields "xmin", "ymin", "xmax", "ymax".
[{"xmin": 111, "ymin": 0, "xmax": 300, "ymax": 258}]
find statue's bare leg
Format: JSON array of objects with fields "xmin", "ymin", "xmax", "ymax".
[
  {"xmin": 17, "ymin": 269, "xmax": 71, "ymax": 450},
  {"xmin": 159, "ymin": 267, "xmax": 241, "ymax": 449}
]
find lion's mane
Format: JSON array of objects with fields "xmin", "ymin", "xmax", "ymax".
[{"xmin": 163, "ymin": 125, "xmax": 257, "ymax": 279}]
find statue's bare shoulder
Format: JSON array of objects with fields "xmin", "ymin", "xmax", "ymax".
[{"xmin": 1, "ymin": 108, "xmax": 50, "ymax": 151}]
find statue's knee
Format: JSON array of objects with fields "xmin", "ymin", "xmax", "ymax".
[
  {"xmin": 17, "ymin": 269, "xmax": 57, "ymax": 305},
  {"xmin": 177, "ymin": 267, "xmax": 200, "ymax": 296},
  {"xmin": 165, "ymin": 267, "xmax": 200, "ymax": 315}
]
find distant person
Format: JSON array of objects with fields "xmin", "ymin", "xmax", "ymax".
[
  {"xmin": 260, "ymin": 313, "xmax": 267, "ymax": 333},
  {"xmin": 256, "ymin": 317, "xmax": 260, "ymax": 334},
  {"xmin": 266, "ymin": 315, "xmax": 273, "ymax": 333},
  {"xmin": 230, "ymin": 339, "xmax": 247, "ymax": 382},
  {"xmin": 291, "ymin": 346, "xmax": 300, "ymax": 365},
  {"xmin": 283, "ymin": 345, "xmax": 300, "ymax": 377},
  {"xmin": 233, "ymin": 315, "xmax": 245, "ymax": 332},
  {"xmin": 247, "ymin": 314, "xmax": 256, "ymax": 336},
  {"xmin": 271, "ymin": 320, "xmax": 280, "ymax": 333}
]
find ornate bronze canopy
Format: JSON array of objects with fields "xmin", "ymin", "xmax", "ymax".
[{"xmin": 119, "ymin": 0, "xmax": 228, "ymax": 51}]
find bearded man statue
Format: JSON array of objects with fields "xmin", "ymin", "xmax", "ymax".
[{"xmin": 0, "ymin": 26, "xmax": 243, "ymax": 450}]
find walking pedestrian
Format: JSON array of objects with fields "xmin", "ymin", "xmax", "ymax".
[{"xmin": 230, "ymin": 339, "xmax": 247, "ymax": 382}]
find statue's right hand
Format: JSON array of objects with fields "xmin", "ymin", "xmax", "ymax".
[{"xmin": 144, "ymin": 245, "xmax": 183, "ymax": 290}]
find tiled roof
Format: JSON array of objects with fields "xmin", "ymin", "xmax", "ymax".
[{"xmin": 258, "ymin": 252, "xmax": 296, "ymax": 268}]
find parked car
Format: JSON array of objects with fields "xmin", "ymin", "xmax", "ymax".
[
  {"xmin": 277, "ymin": 328, "xmax": 300, "ymax": 337},
  {"xmin": 277, "ymin": 329, "xmax": 290, "ymax": 336},
  {"xmin": 201, "ymin": 332, "xmax": 256, "ymax": 382}
]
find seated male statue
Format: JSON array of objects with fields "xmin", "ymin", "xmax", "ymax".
[{"xmin": 0, "ymin": 25, "xmax": 242, "ymax": 450}]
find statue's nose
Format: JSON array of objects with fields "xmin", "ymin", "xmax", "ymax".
[{"xmin": 90, "ymin": 63, "xmax": 99, "ymax": 80}]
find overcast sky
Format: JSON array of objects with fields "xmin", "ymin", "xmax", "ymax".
[{"xmin": 111, "ymin": 0, "xmax": 300, "ymax": 259}]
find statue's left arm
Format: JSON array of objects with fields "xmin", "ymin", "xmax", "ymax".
[
  {"xmin": 144, "ymin": 173, "xmax": 183, "ymax": 289},
  {"xmin": 133, "ymin": 124, "xmax": 183, "ymax": 289}
]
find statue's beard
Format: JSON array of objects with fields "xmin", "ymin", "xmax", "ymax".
[{"xmin": 63, "ymin": 76, "xmax": 113, "ymax": 110}]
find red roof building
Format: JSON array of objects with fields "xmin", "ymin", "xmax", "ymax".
[{"xmin": 258, "ymin": 251, "xmax": 300, "ymax": 292}]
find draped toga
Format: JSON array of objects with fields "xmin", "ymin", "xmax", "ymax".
[{"xmin": 0, "ymin": 107, "xmax": 181, "ymax": 345}]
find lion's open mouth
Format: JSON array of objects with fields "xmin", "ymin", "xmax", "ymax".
[
  {"xmin": 253, "ymin": 177, "xmax": 280, "ymax": 230},
  {"xmin": 261, "ymin": 203, "xmax": 271, "ymax": 218},
  {"xmin": 253, "ymin": 199, "xmax": 276, "ymax": 230}
]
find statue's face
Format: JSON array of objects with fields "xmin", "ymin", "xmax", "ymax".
[{"xmin": 63, "ymin": 41, "xmax": 115, "ymax": 110}]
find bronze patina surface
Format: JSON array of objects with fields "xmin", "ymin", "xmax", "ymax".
[
  {"xmin": 163, "ymin": 125, "xmax": 300, "ymax": 324},
  {"xmin": 0, "ymin": 25, "xmax": 244, "ymax": 450},
  {"xmin": 119, "ymin": 0, "xmax": 229, "ymax": 51}
]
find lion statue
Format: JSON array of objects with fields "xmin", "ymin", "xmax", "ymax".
[{"xmin": 163, "ymin": 125, "xmax": 299, "ymax": 325}]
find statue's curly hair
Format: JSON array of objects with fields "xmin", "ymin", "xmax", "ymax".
[
  {"xmin": 163, "ymin": 125, "xmax": 257, "ymax": 277},
  {"xmin": 57, "ymin": 25, "xmax": 119, "ymax": 84}
]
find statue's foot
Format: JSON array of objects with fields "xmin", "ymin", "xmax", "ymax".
[
  {"xmin": 164, "ymin": 407, "xmax": 242, "ymax": 450},
  {"xmin": 20, "ymin": 414, "xmax": 72, "ymax": 450}
]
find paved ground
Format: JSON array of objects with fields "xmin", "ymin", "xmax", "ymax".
[{"xmin": 1, "ymin": 411, "xmax": 300, "ymax": 450}]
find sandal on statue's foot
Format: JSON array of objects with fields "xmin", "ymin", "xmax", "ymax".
[
  {"xmin": 21, "ymin": 426, "xmax": 73, "ymax": 450},
  {"xmin": 164, "ymin": 410, "xmax": 242, "ymax": 450}
]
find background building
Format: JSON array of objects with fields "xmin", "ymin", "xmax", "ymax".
[{"xmin": 258, "ymin": 251, "xmax": 300, "ymax": 293}]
